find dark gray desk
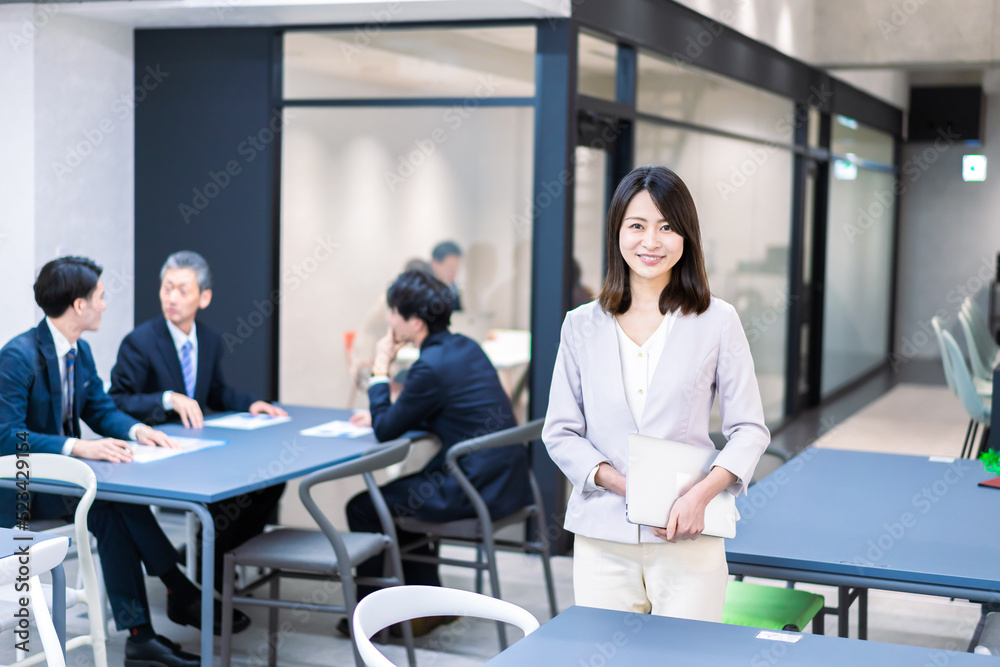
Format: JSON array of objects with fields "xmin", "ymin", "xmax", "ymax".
[
  {"xmin": 24, "ymin": 405, "xmax": 385, "ymax": 665},
  {"xmin": 485, "ymin": 606, "xmax": 989, "ymax": 666},
  {"xmin": 1, "ymin": 527, "xmax": 68, "ymax": 657},
  {"xmin": 727, "ymin": 448, "xmax": 999, "ymax": 638}
]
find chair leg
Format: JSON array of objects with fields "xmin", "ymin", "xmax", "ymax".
[
  {"xmin": 474, "ymin": 544, "xmax": 485, "ymax": 595},
  {"xmin": 220, "ymin": 553, "xmax": 237, "ymax": 667},
  {"xmin": 976, "ymin": 426, "xmax": 991, "ymax": 459},
  {"xmin": 962, "ymin": 419, "xmax": 974, "ymax": 458},
  {"xmin": 481, "ymin": 535, "xmax": 507, "ymax": 651},
  {"xmin": 268, "ymin": 576, "xmax": 280, "ymax": 667},
  {"xmin": 812, "ymin": 610, "xmax": 825, "ymax": 635},
  {"xmin": 185, "ymin": 513, "xmax": 199, "ymax": 578},
  {"xmin": 536, "ymin": 533, "xmax": 558, "ymax": 619}
]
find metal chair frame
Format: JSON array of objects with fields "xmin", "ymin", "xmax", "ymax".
[{"xmin": 394, "ymin": 419, "xmax": 557, "ymax": 651}]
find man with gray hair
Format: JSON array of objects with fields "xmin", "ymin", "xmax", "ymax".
[{"xmin": 110, "ymin": 250, "xmax": 285, "ymax": 613}]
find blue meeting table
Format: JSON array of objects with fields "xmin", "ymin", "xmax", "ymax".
[
  {"xmin": 484, "ymin": 605, "xmax": 991, "ymax": 666},
  {"xmin": 19, "ymin": 405, "xmax": 394, "ymax": 666},
  {"xmin": 726, "ymin": 447, "xmax": 1000, "ymax": 639}
]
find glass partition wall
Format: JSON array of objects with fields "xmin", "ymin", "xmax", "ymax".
[
  {"xmin": 821, "ymin": 118, "xmax": 896, "ymax": 396},
  {"xmin": 279, "ymin": 27, "xmax": 536, "ymax": 413},
  {"xmin": 634, "ymin": 53, "xmax": 796, "ymax": 424}
]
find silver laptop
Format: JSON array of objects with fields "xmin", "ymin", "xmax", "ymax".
[{"xmin": 625, "ymin": 433, "xmax": 738, "ymax": 539}]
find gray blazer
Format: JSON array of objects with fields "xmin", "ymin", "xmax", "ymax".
[{"xmin": 543, "ymin": 298, "xmax": 770, "ymax": 543}]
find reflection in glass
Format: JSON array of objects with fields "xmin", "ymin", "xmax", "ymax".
[
  {"xmin": 577, "ymin": 32, "xmax": 617, "ymax": 101},
  {"xmin": 821, "ymin": 167, "xmax": 895, "ymax": 396},
  {"xmin": 573, "ymin": 146, "xmax": 607, "ymax": 308},
  {"xmin": 636, "ymin": 122, "xmax": 792, "ymax": 423},
  {"xmin": 284, "ymin": 27, "xmax": 536, "ymax": 99},
  {"xmin": 831, "ymin": 116, "xmax": 894, "ymax": 165},
  {"xmin": 637, "ymin": 51, "xmax": 795, "ymax": 145},
  {"xmin": 280, "ymin": 107, "xmax": 534, "ymax": 410}
]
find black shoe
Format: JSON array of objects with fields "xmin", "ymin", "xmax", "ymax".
[
  {"xmin": 166, "ymin": 592, "xmax": 250, "ymax": 636},
  {"xmin": 125, "ymin": 635, "xmax": 200, "ymax": 667}
]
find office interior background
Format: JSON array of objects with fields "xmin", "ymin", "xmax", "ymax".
[{"xmin": 2, "ymin": 0, "xmax": 999, "ymax": 537}]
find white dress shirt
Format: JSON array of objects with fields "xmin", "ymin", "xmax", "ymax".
[
  {"xmin": 162, "ymin": 319, "xmax": 199, "ymax": 410},
  {"xmin": 46, "ymin": 318, "xmax": 141, "ymax": 455},
  {"xmin": 583, "ymin": 311, "xmax": 676, "ymax": 492}
]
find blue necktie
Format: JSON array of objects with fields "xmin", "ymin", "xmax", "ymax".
[
  {"xmin": 180, "ymin": 341, "xmax": 196, "ymax": 399},
  {"xmin": 63, "ymin": 349, "xmax": 76, "ymax": 437}
]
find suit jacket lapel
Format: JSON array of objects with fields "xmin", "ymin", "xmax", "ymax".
[
  {"xmin": 154, "ymin": 318, "xmax": 187, "ymax": 394},
  {"xmin": 71, "ymin": 343, "xmax": 86, "ymax": 438},
  {"xmin": 638, "ymin": 310, "xmax": 690, "ymax": 435},
  {"xmin": 593, "ymin": 310, "xmax": 639, "ymax": 433},
  {"xmin": 35, "ymin": 321, "xmax": 64, "ymax": 435}
]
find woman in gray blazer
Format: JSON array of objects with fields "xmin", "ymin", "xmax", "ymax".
[{"xmin": 543, "ymin": 166, "xmax": 770, "ymax": 621}]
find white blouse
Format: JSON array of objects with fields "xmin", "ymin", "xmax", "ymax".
[
  {"xmin": 614, "ymin": 312, "xmax": 676, "ymax": 426},
  {"xmin": 583, "ymin": 310, "xmax": 676, "ymax": 492}
]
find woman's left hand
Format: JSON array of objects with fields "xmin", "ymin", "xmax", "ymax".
[{"xmin": 653, "ymin": 489, "xmax": 709, "ymax": 542}]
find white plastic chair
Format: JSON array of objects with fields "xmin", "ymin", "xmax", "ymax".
[
  {"xmin": 352, "ymin": 586, "xmax": 540, "ymax": 667},
  {"xmin": 959, "ymin": 297, "xmax": 999, "ymax": 384},
  {"xmin": 975, "ymin": 612, "xmax": 1000, "ymax": 655},
  {"xmin": 939, "ymin": 329, "xmax": 992, "ymax": 458},
  {"xmin": 0, "ymin": 535, "xmax": 70, "ymax": 667},
  {"xmin": 0, "ymin": 455, "xmax": 107, "ymax": 667}
]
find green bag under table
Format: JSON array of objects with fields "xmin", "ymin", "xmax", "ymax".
[{"xmin": 722, "ymin": 581, "xmax": 825, "ymax": 633}]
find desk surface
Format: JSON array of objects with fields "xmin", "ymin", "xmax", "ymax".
[
  {"xmin": 727, "ymin": 448, "xmax": 998, "ymax": 594},
  {"xmin": 54, "ymin": 406, "xmax": 380, "ymax": 504},
  {"xmin": 485, "ymin": 606, "xmax": 986, "ymax": 666}
]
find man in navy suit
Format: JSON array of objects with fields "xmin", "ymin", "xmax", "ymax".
[
  {"xmin": 0, "ymin": 256, "xmax": 222, "ymax": 667},
  {"xmin": 344, "ymin": 270, "xmax": 532, "ymax": 634},
  {"xmin": 109, "ymin": 250, "xmax": 285, "ymax": 591}
]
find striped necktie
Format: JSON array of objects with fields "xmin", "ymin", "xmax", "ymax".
[
  {"xmin": 63, "ymin": 349, "xmax": 76, "ymax": 437},
  {"xmin": 180, "ymin": 340, "xmax": 196, "ymax": 399}
]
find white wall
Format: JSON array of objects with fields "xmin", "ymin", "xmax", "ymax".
[
  {"xmin": 675, "ymin": 0, "xmax": 815, "ymax": 63},
  {"xmin": 894, "ymin": 93, "xmax": 1000, "ymax": 363},
  {"xmin": 0, "ymin": 12, "xmax": 134, "ymax": 378},
  {"xmin": 0, "ymin": 5, "xmax": 38, "ymax": 346}
]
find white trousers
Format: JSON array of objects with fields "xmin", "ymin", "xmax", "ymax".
[{"xmin": 573, "ymin": 533, "xmax": 728, "ymax": 622}]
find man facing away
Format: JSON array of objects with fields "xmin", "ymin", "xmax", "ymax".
[
  {"xmin": 344, "ymin": 269, "xmax": 532, "ymax": 635},
  {"xmin": 0, "ymin": 256, "xmax": 229, "ymax": 667},
  {"xmin": 109, "ymin": 250, "xmax": 286, "ymax": 595}
]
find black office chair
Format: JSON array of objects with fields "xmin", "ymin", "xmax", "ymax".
[
  {"xmin": 394, "ymin": 419, "xmax": 558, "ymax": 650},
  {"xmin": 219, "ymin": 439, "xmax": 416, "ymax": 667}
]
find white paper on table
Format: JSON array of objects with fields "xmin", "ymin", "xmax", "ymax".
[
  {"xmin": 204, "ymin": 413, "xmax": 292, "ymax": 430},
  {"xmin": 129, "ymin": 436, "xmax": 227, "ymax": 464},
  {"xmin": 299, "ymin": 420, "xmax": 373, "ymax": 438}
]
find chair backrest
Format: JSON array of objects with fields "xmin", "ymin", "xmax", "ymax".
[
  {"xmin": 940, "ymin": 328, "xmax": 991, "ymax": 424},
  {"xmin": 352, "ymin": 585, "xmax": 540, "ymax": 667},
  {"xmin": 962, "ymin": 296, "xmax": 1000, "ymax": 359},
  {"xmin": 442, "ymin": 419, "xmax": 545, "ymax": 532},
  {"xmin": 0, "ymin": 535, "xmax": 70, "ymax": 583},
  {"xmin": 930, "ymin": 316, "xmax": 958, "ymax": 394},
  {"xmin": 958, "ymin": 307, "xmax": 996, "ymax": 381},
  {"xmin": 297, "ymin": 439, "xmax": 411, "ymax": 565},
  {"xmin": 0, "ymin": 454, "xmax": 97, "ymax": 561},
  {"xmin": 975, "ymin": 611, "xmax": 1000, "ymax": 656}
]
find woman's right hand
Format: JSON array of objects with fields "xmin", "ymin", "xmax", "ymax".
[{"xmin": 594, "ymin": 462, "xmax": 626, "ymax": 496}]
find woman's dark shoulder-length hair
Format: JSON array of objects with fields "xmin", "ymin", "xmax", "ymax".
[{"xmin": 597, "ymin": 165, "xmax": 711, "ymax": 316}]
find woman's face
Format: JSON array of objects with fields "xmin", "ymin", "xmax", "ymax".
[{"xmin": 618, "ymin": 189, "xmax": 684, "ymax": 287}]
